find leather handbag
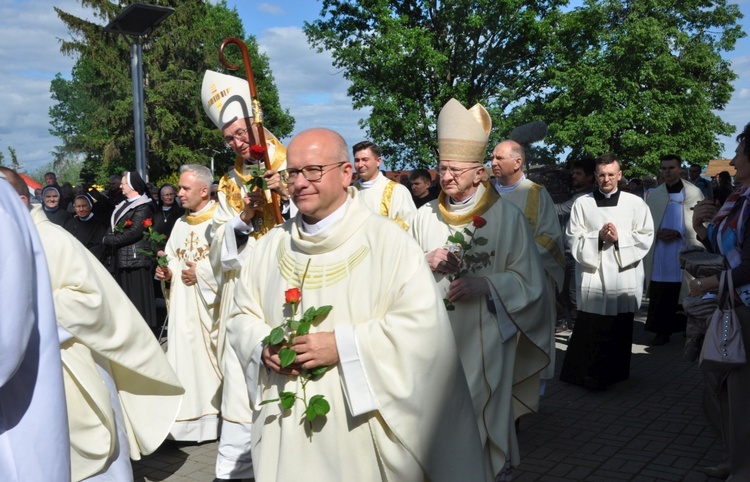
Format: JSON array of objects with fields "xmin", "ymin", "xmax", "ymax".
[{"xmin": 699, "ymin": 271, "xmax": 747, "ymax": 370}]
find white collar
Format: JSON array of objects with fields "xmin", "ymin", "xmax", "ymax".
[
  {"xmin": 494, "ymin": 173, "xmax": 526, "ymax": 193},
  {"xmin": 358, "ymin": 171, "xmax": 382, "ymax": 189},
  {"xmin": 300, "ymin": 198, "xmax": 350, "ymax": 235}
]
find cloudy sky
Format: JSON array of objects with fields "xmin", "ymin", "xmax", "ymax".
[{"xmin": 1, "ymin": 0, "xmax": 748, "ymax": 174}]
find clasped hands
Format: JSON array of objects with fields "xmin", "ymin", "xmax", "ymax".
[
  {"xmin": 155, "ymin": 256, "xmax": 197, "ymax": 286},
  {"xmin": 599, "ymin": 222, "xmax": 618, "ymax": 243},
  {"xmin": 262, "ymin": 332, "xmax": 339, "ymax": 376},
  {"xmin": 425, "ymin": 247, "xmax": 489, "ymax": 303}
]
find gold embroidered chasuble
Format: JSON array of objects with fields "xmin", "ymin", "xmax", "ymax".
[
  {"xmin": 210, "ymin": 136, "xmax": 286, "ymax": 423},
  {"xmin": 227, "ymin": 189, "xmax": 486, "ymax": 481},
  {"xmin": 164, "ymin": 201, "xmax": 223, "ymax": 441},
  {"xmin": 412, "ymin": 182, "xmax": 551, "ymax": 476},
  {"xmin": 32, "ymin": 208, "xmax": 184, "ymax": 481}
]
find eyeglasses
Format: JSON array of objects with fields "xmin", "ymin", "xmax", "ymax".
[
  {"xmin": 280, "ymin": 162, "xmax": 347, "ymax": 183},
  {"xmin": 438, "ymin": 165, "xmax": 480, "ymax": 178},
  {"xmin": 224, "ymin": 127, "xmax": 250, "ymax": 145}
]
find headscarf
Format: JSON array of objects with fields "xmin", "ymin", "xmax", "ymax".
[
  {"xmin": 124, "ymin": 171, "xmax": 148, "ymax": 196},
  {"xmin": 73, "ymin": 194, "xmax": 95, "ymax": 221},
  {"xmin": 708, "ymin": 184, "xmax": 750, "ymax": 268},
  {"xmin": 41, "ymin": 186, "xmax": 61, "ymax": 213}
]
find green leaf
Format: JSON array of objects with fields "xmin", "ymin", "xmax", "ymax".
[
  {"xmin": 289, "ymin": 319, "xmax": 300, "ymax": 332},
  {"xmin": 310, "ymin": 395, "xmax": 330, "ymax": 416},
  {"xmin": 279, "ymin": 348, "xmax": 297, "ymax": 368},
  {"xmin": 475, "ymin": 237, "xmax": 488, "ymax": 246},
  {"xmin": 305, "ymin": 405, "xmax": 317, "ymax": 422},
  {"xmin": 463, "ymin": 227, "xmax": 473, "ymax": 236},
  {"xmin": 279, "ymin": 391, "xmax": 296, "ymax": 410},
  {"xmin": 157, "ymin": 254, "xmax": 169, "ymax": 266},
  {"xmin": 297, "ymin": 321, "xmax": 311, "ymax": 336},
  {"xmin": 311, "ymin": 365, "xmax": 328, "ymax": 377},
  {"xmin": 314, "ymin": 305, "xmax": 333, "ymax": 317},
  {"xmin": 259, "ymin": 398, "xmax": 279, "ymax": 405},
  {"xmin": 301, "ymin": 306, "xmax": 317, "ymax": 323},
  {"xmin": 268, "ymin": 327, "xmax": 285, "ymax": 346},
  {"xmin": 447, "ymin": 231, "xmax": 464, "ymax": 244}
]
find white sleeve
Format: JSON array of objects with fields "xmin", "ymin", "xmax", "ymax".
[{"xmin": 334, "ymin": 325, "xmax": 379, "ymax": 416}]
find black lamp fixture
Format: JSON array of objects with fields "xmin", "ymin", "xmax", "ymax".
[{"xmin": 104, "ymin": 3, "xmax": 175, "ymax": 181}]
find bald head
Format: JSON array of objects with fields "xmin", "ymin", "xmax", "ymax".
[
  {"xmin": 491, "ymin": 140, "xmax": 525, "ymax": 185},
  {"xmin": 286, "ymin": 128, "xmax": 353, "ymax": 223}
]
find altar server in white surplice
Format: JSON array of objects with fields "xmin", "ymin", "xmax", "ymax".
[
  {"xmin": 353, "ymin": 140, "xmax": 416, "ymax": 230},
  {"xmin": 227, "ymin": 128, "xmax": 485, "ymax": 482},
  {"xmin": 560, "ymin": 154, "xmax": 654, "ymax": 391},
  {"xmin": 1, "ymin": 164, "xmax": 185, "ymax": 481},
  {"xmin": 156, "ymin": 165, "xmax": 222, "ymax": 442},
  {"xmin": 412, "ymin": 99, "xmax": 551, "ymax": 480},
  {"xmin": 0, "ymin": 170, "xmax": 70, "ymax": 482},
  {"xmin": 201, "ymin": 69, "xmax": 289, "ymax": 480}
]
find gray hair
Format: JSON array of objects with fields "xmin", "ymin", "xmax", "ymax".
[{"xmin": 180, "ymin": 164, "xmax": 213, "ymax": 188}]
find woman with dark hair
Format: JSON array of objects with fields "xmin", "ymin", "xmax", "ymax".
[
  {"xmin": 41, "ymin": 185, "xmax": 72, "ymax": 229},
  {"xmin": 66, "ymin": 194, "xmax": 108, "ymax": 263},
  {"xmin": 101, "ymin": 171, "xmax": 158, "ymax": 333},
  {"xmin": 690, "ymin": 122, "xmax": 750, "ymax": 481}
]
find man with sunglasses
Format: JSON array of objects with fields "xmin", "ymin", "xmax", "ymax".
[
  {"xmin": 412, "ymin": 99, "xmax": 551, "ymax": 481},
  {"xmin": 227, "ymin": 127, "xmax": 485, "ymax": 481},
  {"xmin": 201, "ymin": 70, "xmax": 290, "ymax": 481}
]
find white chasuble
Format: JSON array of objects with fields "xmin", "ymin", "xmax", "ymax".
[
  {"xmin": 413, "ymin": 182, "xmax": 551, "ymax": 476},
  {"xmin": 227, "ymin": 188, "xmax": 485, "ymax": 482},
  {"xmin": 165, "ymin": 201, "xmax": 223, "ymax": 441},
  {"xmin": 497, "ymin": 178, "xmax": 564, "ymax": 381},
  {"xmin": 32, "ymin": 207, "xmax": 184, "ymax": 481}
]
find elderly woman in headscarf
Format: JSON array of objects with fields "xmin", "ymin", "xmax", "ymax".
[
  {"xmin": 153, "ymin": 184, "xmax": 182, "ymax": 239},
  {"xmin": 102, "ymin": 171, "xmax": 158, "ymax": 332},
  {"xmin": 66, "ymin": 193, "xmax": 108, "ymax": 263},
  {"xmin": 41, "ymin": 185, "xmax": 73, "ymax": 229}
]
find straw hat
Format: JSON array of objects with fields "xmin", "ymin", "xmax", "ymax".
[{"xmin": 437, "ymin": 98, "xmax": 492, "ymax": 163}]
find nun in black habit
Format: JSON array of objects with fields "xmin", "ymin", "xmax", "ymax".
[
  {"xmin": 66, "ymin": 193, "xmax": 108, "ymax": 263},
  {"xmin": 101, "ymin": 171, "xmax": 158, "ymax": 331}
]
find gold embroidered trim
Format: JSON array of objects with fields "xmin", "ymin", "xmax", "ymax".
[
  {"xmin": 524, "ymin": 184, "xmax": 565, "ymax": 269},
  {"xmin": 278, "ymin": 243, "xmax": 370, "ymax": 290},
  {"xmin": 438, "ymin": 182, "xmax": 499, "ymax": 226},
  {"xmin": 380, "ymin": 180, "xmax": 395, "ymax": 217},
  {"xmin": 185, "ymin": 202, "xmax": 218, "ymax": 225}
]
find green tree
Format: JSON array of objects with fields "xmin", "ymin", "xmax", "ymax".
[
  {"xmin": 51, "ymin": 0, "xmax": 294, "ymax": 183},
  {"xmin": 520, "ymin": 0, "xmax": 744, "ymax": 175},
  {"xmin": 304, "ymin": 0, "xmax": 565, "ymax": 169}
]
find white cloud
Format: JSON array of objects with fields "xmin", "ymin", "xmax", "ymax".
[
  {"xmin": 0, "ymin": 1, "xmax": 95, "ymax": 174},
  {"xmin": 258, "ymin": 26, "xmax": 369, "ymax": 149},
  {"xmin": 257, "ymin": 3, "xmax": 284, "ymax": 15}
]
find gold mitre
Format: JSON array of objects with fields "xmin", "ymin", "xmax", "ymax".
[
  {"xmin": 437, "ymin": 98, "xmax": 492, "ymax": 163},
  {"xmin": 201, "ymin": 70, "xmax": 253, "ymax": 130}
]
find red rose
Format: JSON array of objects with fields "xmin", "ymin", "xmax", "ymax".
[
  {"xmin": 143, "ymin": 218, "xmax": 153, "ymax": 228},
  {"xmin": 285, "ymin": 288, "xmax": 302, "ymax": 304},
  {"xmin": 472, "ymin": 216, "xmax": 487, "ymax": 228},
  {"xmin": 124, "ymin": 220, "xmax": 133, "ymax": 227},
  {"xmin": 250, "ymin": 144, "xmax": 266, "ymax": 160}
]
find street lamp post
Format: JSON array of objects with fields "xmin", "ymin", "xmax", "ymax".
[
  {"xmin": 104, "ymin": 3, "xmax": 174, "ymax": 182},
  {"xmin": 199, "ymin": 148, "xmax": 222, "ymax": 177}
]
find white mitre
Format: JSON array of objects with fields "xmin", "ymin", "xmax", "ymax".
[
  {"xmin": 201, "ymin": 70, "xmax": 253, "ymax": 130},
  {"xmin": 437, "ymin": 98, "xmax": 492, "ymax": 164}
]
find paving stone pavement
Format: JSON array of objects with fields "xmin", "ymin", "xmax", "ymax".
[{"xmin": 134, "ymin": 305, "xmax": 725, "ymax": 481}]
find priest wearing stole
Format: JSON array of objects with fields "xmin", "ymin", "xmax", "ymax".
[
  {"xmin": 201, "ymin": 70, "xmax": 288, "ymax": 480},
  {"xmin": 156, "ymin": 165, "xmax": 222, "ymax": 442},
  {"xmin": 412, "ymin": 99, "xmax": 552, "ymax": 481},
  {"xmin": 226, "ymin": 128, "xmax": 485, "ymax": 481}
]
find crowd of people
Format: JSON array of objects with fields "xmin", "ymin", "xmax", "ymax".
[{"xmin": 3, "ymin": 66, "xmax": 750, "ymax": 482}]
